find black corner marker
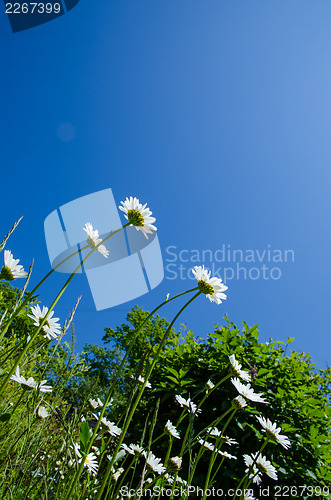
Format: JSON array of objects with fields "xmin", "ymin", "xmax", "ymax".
[{"xmin": 3, "ymin": 0, "xmax": 80, "ymax": 33}]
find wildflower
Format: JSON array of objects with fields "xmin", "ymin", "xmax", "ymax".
[
  {"xmin": 164, "ymin": 473, "xmax": 174, "ymax": 484},
  {"xmin": 10, "ymin": 366, "xmax": 52, "ymax": 393},
  {"xmin": 112, "ymin": 467, "xmax": 124, "ymax": 481},
  {"xmin": 231, "ymin": 378, "xmax": 268, "ymax": 404},
  {"xmin": 175, "ymin": 395, "xmax": 201, "ymax": 415},
  {"xmin": 165, "ymin": 420, "xmax": 180, "ymax": 439},
  {"xmin": 206, "ymin": 379, "xmax": 215, "ymax": 390},
  {"xmin": 119, "ymin": 197, "xmax": 157, "ymax": 239},
  {"xmin": 229, "ymin": 354, "xmax": 251, "ymax": 382},
  {"xmin": 89, "ymin": 398, "xmax": 99, "ymax": 410},
  {"xmin": 243, "ymin": 453, "xmax": 278, "ymax": 482},
  {"xmin": 206, "ymin": 428, "xmax": 238, "ymax": 445},
  {"xmin": 0, "ymin": 250, "xmax": 27, "ymax": 281},
  {"xmin": 92, "ymin": 446, "xmax": 100, "ymax": 456},
  {"xmin": 89, "ymin": 398, "xmax": 104, "ymax": 410},
  {"xmin": 192, "ymin": 265, "xmax": 228, "ymax": 304},
  {"xmin": 73, "ymin": 444, "xmax": 98, "ymax": 475},
  {"xmin": 256, "ymin": 415, "xmax": 291, "ymax": 449},
  {"xmin": 169, "ymin": 456, "xmax": 182, "ymax": 470},
  {"xmin": 28, "ymin": 304, "xmax": 61, "ymax": 340},
  {"xmin": 83, "ymin": 223, "xmax": 109, "ymax": 258},
  {"xmin": 130, "ymin": 444, "xmax": 144, "ymax": 455},
  {"xmin": 37, "ymin": 406, "xmax": 50, "ymax": 419},
  {"xmin": 121, "ymin": 443, "xmax": 135, "ymax": 455},
  {"xmin": 243, "ymin": 493, "xmax": 256, "ymax": 500},
  {"xmin": 198, "ymin": 438, "xmax": 215, "ymax": 451},
  {"xmin": 218, "ymin": 450, "xmax": 237, "ymax": 460},
  {"xmin": 93, "ymin": 414, "xmax": 121, "ymax": 436},
  {"xmin": 177, "ymin": 476, "xmax": 188, "ymax": 486},
  {"xmin": 231, "ymin": 395, "xmax": 248, "ymax": 410},
  {"xmin": 144, "ymin": 451, "xmax": 166, "ymax": 474},
  {"xmin": 130, "ymin": 374, "xmax": 152, "ymax": 389}
]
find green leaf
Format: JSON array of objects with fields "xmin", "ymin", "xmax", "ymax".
[
  {"xmin": 166, "ymin": 367, "xmax": 179, "ymax": 378},
  {"xmin": 80, "ymin": 421, "xmax": 90, "ymax": 451},
  {"xmin": 165, "ymin": 375, "xmax": 179, "ymax": 385}
]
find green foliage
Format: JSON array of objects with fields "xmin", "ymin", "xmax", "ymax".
[{"xmin": 99, "ymin": 308, "xmax": 331, "ymax": 491}]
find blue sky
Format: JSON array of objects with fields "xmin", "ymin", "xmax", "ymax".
[{"xmin": 1, "ymin": 1, "xmax": 331, "ymax": 368}]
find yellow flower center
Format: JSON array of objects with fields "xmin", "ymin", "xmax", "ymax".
[
  {"xmin": 265, "ymin": 429, "xmax": 276, "ymax": 441},
  {"xmin": 198, "ymin": 280, "xmax": 214, "ymax": 295},
  {"xmin": 0, "ymin": 266, "xmax": 15, "ymax": 281},
  {"xmin": 257, "ymin": 462, "xmax": 268, "ymax": 474},
  {"xmin": 127, "ymin": 209, "xmax": 144, "ymax": 227}
]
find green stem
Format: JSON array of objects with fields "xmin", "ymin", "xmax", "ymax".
[
  {"xmin": 201, "ymin": 409, "xmax": 236, "ymax": 500},
  {"xmin": 94, "ymin": 291, "xmax": 202, "ymax": 500}
]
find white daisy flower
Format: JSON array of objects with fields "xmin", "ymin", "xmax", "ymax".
[
  {"xmin": 0, "ymin": 250, "xmax": 27, "ymax": 281},
  {"xmin": 37, "ymin": 380, "xmax": 53, "ymax": 393},
  {"xmin": 112, "ymin": 467, "xmax": 124, "ymax": 481},
  {"xmin": 89, "ymin": 398, "xmax": 100, "ymax": 410},
  {"xmin": 94, "ymin": 414, "xmax": 121, "ymax": 437},
  {"xmin": 10, "ymin": 366, "xmax": 52, "ymax": 393},
  {"xmin": 192, "ymin": 265, "xmax": 228, "ymax": 305},
  {"xmin": 198, "ymin": 439, "xmax": 215, "ymax": 451},
  {"xmin": 231, "ymin": 378, "xmax": 268, "ymax": 404},
  {"xmin": 121, "ymin": 443, "xmax": 135, "ymax": 455},
  {"xmin": 131, "ymin": 374, "xmax": 152, "ymax": 389},
  {"xmin": 229, "ymin": 354, "xmax": 251, "ymax": 382},
  {"xmin": 165, "ymin": 420, "xmax": 180, "ymax": 439},
  {"xmin": 256, "ymin": 415, "xmax": 291, "ymax": 449},
  {"xmin": 243, "ymin": 453, "xmax": 278, "ymax": 481},
  {"xmin": 73, "ymin": 443, "xmax": 98, "ymax": 475},
  {"xmin": 169, "ymin": 456, "xmax": 182, "ymax": 470},
  {"xmin": 119, "ymin": 197, "xmax": 157, "ymax": 239},
  {"xmin": 243, "ymin": 492, "xmax": 256, "ymax": 500},
  {"xmin": 206, "ymin": 428, "xmax": 238, "ymax": 446},
  {"xmin": 242, "ymin": 454, "xmax": 262, "ymax": 484},
  {"xmin": 92, "ymin": 446, "xmax": 100, "ymax": 456},
  {"xmin": 175, "ymin": 395, "xmax": 201, "ymax": 415},
  {"xmin": 207, "ymin": 426, "xmax": 221, "ymax": 437},
  {"xmin": 232, "ymin": 395, "xmax": 248, "ymax": 410},
  {"xmin": 10, "ymin": 366, "xmax": 36, "ymax": 390},
  {"xmin": 37, "ymin": 406, "xmax": 50, "ymax": 419},
  {"xmin": 144, "ymin": 451, "xmax": 166, "ymax": 475},
  {"xmin": 164, "ymin": 473, "xmax": 175, "ymax": 485},
  {"xmin": 206, "ymin": 379, "xmax": 215, "ymax": 390},
  {"xmin": 28, "ymin": 305, "xmax": 61, "ymax": 340},
  {"xmin": 89, "ymin": 397, "xmax": 104, "ymax": 410},
  {"xmin": 176, "ymin": 476, "xmax": 188, "ymax": 486},
  {"xmin": 218, "ymin": 450, "xmax": 237, "ymax": 460},
  {"xmin": 83, "ymin": 223, "xmax": 109, "ymax": 258},
  {"xmin": 130, "ymin": 444, "xmax": 144, "ymax": 455}
]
